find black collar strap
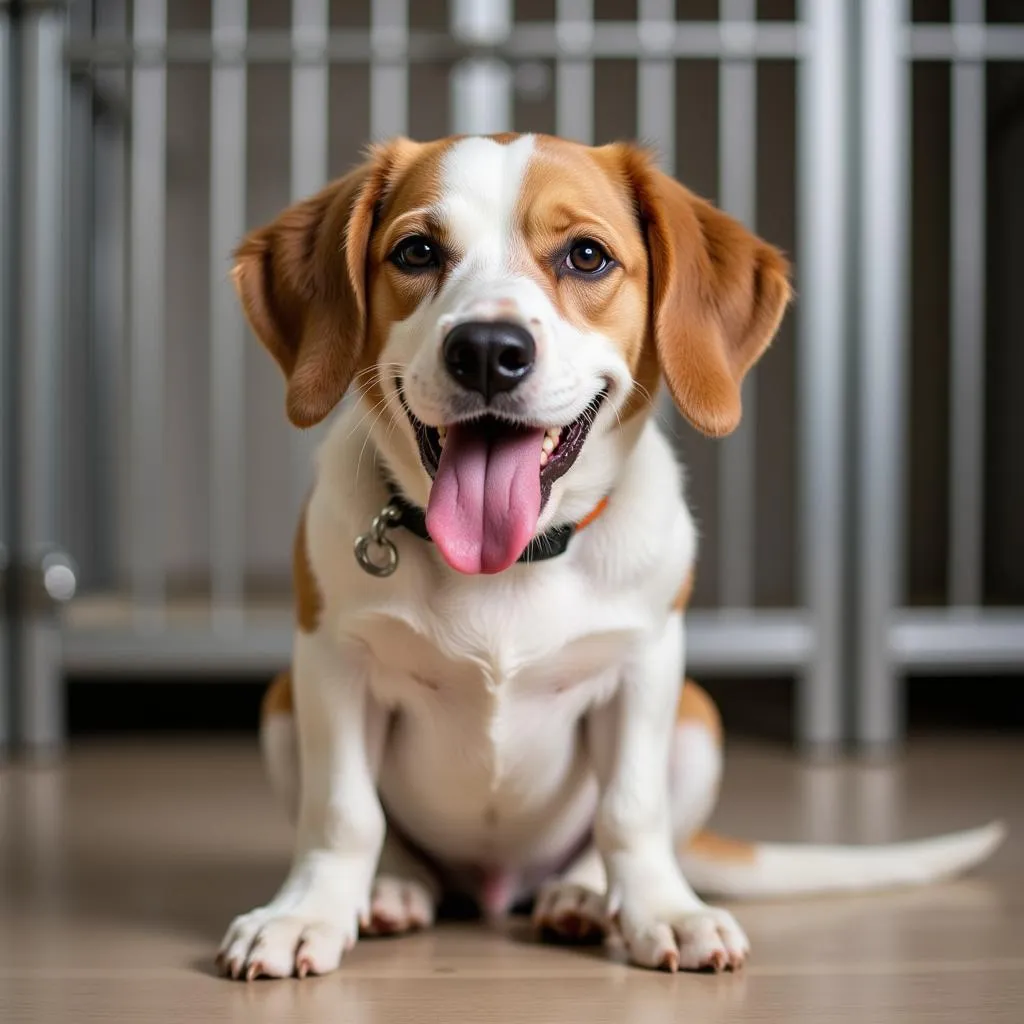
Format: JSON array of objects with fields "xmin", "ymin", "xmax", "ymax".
[{"xmin": 384, "ymin": 481, "xmax": 579, "ymax": 564}]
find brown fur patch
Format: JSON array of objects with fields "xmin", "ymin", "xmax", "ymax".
[
  {"xmin": 671, "ymin": 569, "xmax": 696, "ymax": 613},
  {"xmin": 232, "ymin": 137, "xmax": 435, "ymax": 429},
  {"xmin": 293, "ymin": 499, "xmax": 321, "ymax": 633},
  {"xmin": 516, "ymin": 138, "xmax": 650, "ymax": 380},
  {"xmin": 676, "ymin": 679, "xmax": 723, "ymax": 745},
  {"xmin": 684, "ymin": 830, "xmax": 757, "ymax": 864},
  {"xmin": 358, "ymin": 138, "xmax": 455, "ymax": 428},
  {"xmin": 262, "ymin": 671, "xmax": 294, "ymax": 719},
  {"xmin": 610, "ymin": 143, "xmax": 792, "ymax": 438}
]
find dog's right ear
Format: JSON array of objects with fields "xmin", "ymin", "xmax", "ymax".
[{"xmin": 231, "ymin": 141, "xmax": 407, "ymax": 428}]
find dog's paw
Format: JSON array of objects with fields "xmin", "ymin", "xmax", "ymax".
[
  {"xmin": 217, "ymin": 855, "xmax": 372, "ymax": 981},
  {"xmin": 533, "ymin": 881, "xmax": 608, "ymax": 944},
  {"xmin": 617, "ymin": 904, "xmax": 749, "ymax": 973},
  {"xmin": 217, "ymin": 903, "xmax": 361, "ymax": 980},
  {"xmin": 361, "ymin": 875, "xmax": 436, "ymax": 937}
]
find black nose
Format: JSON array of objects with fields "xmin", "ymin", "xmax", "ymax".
[{"xmin": 442, "ymin": 321, "xmax": 536, "ymax": 401}]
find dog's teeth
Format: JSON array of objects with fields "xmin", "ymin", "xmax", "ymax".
[
  {"xmin": 539, "ymin": 450, "xmax": 549, "ymax": 467},
  {"xmin": 541, "ymin": 436, "xmax": 556, "ymax": 454}
]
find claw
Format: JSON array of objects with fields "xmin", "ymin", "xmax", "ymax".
[
  {"xmin": 228, "ymin": 959, "xmax": 242, "ymax": 980},
  {"xmin": 245, "ymin": 961, "xmax": 262, "ymax": 983},
  {"xmin": 658, "ymin": 950, "xmax": 680, "ymax": 973},
  {"xmin": 297, "ymin": 958, "xmax": 311, "ymax": 980},
  {"xmin": 703, "ymin": 950, "xmax": 727, "ymax": 973}
]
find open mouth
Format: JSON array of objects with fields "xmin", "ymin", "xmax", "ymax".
[{"xmin": 398, "ymin": 385, "xmax": 607, "ymax": 576}]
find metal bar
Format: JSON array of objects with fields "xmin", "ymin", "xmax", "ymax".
[
  {"xmin": 637, "ymin": 0, "xmax": 675, "ymax": 174},
  {"xmin": 856, "ymin": 0, "xmax": 910, "ymax": 750},
  {"xmin": 17, "ymin": 5, "xmax": 68, "ymax": 751},
  {"xmin": 65, "ymin": 23, "xmax": 809, "ymax": 68},
  {"xmin": 61, "ymin": 608, "xmax": 814, "ymax": 677},
  {"xmin": 907, "ymin": 24, "xmax": 1024, "ymax": 62},
  {"xmin": 92, "ymin": 0, "xmax": 128, "ymax": 590},
  {"xmin": 129, "ymin": 0, "xmax": 167, "ymax": 625},
  {"xmin": 556, "ymin": 0, "xmax": 593, "ymax": 144},
  {"xmin": 290, "ymin": 0, "xmax": 328, "ymax": 201},
  {"xmin": 948, "ymin": 0, "xmax": 986, "ymax": 608},
  {"xmin": 65, "ymin": 0, "xmax": 98, "ymax": 589},
  {"xmin": 0, "ymin": 3, "xmax": 11, "ymax": 754},
  {"xmin": 797, "ymin": 0, "xmax": 848, "ymax": 752},
  {"xmin": 451, "ymin": 0, "xmax": 512, "ymax": 134},
  {"xmin": 289, "ymin": 0, "xmax": 329, "ymax": 514},
  {"xmin": 371, "ymin": 0, "xmax": 408, "ymax": 140},
  {"xmin": 890, "ymin": 610, "xmax": 1024, "ymax": 672},
  {"xmin": 717, "ymin": 0, "xmax": 758, "ymax": 611},
  {"xmin": 209, "ymin": 0, "xmax": 248, "ymax": 629}
]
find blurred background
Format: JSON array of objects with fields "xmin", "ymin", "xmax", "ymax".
[{"xmin": 1, "ymin": 0, "xmax": 1022, "ymax": 758}]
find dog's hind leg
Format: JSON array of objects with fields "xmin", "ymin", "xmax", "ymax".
[
  {"xmin": 362, "ymin": 830, "xmax": 442, "ymax": 937},
  {"xmin": 669, "ymin": 680, "xmax": 724, "ymax": 845},
  {"xmin": 534, "ymin": 679, "xmax": 725, "ymax": 945}
]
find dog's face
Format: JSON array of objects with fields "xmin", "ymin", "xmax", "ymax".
[{"xmin": 233, "ymin": 134, "xmax": 790, "ymax": 575}]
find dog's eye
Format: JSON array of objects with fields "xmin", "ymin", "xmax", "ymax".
[
  {"xmin": 566, "ymin": 239, "xmax": 610, "ymax": 275},
  {"xmin": 391, "ymin": 236, "xmax": 441, "ymax": 272}
]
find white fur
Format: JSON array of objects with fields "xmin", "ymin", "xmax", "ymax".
[
  {"xmin": 679, "ymin": 822, "xmax": 1008, "ymax": 900},
  {"xmin": 219, "ymin": 137, "xmax": 1004, "ymax": 980}
]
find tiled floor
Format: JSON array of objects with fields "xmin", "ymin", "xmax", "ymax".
[{"xmin": 1, "ymin": 735, "xmax": 1021, "ymax": 1022}]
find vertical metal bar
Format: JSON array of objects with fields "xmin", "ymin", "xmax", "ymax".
[
  {"xmin": 210, "ymin": 0, "xmax": 248, "ymax": 628},
  {"xmin": 451, "ymin": 0, "xmax": 512, "ymax": 135},
  {"xmin": 856, "ymin": 0, "xmax": 910, "ymax": 750},
  {"xmin": 717, "ymin": 0, "xmax": 758, "ymax": 611},
  {"xmin": 556, "ymin": 0, "xmax": 593, "ymax": 144},
  {"xmin": 637, "ymin": 0, "xmax": 675, "ymax": 175},
  {"xmin": 92, "ymin": 0, "xmax": 128, "ymax": 590},
  {"xmin": 948, "ymin": 0, "xmax": 986, "ymax": 609},
  {"xmin": 797, "ymin": 0, "xmax": 848, "ymax": 752},
  {"xmin": 18, "ymin": 4, "xmax": 69, "ymax": 751},
  {"xmin": 66, "ymin": 0, "xmax": 95, "ymax": 588},
  {"xmin": 0, "ymin": 1, "xmax": 12, "ymax": 754},
  {"xmin": 130, "ymin": 0, "xmax": 167, "ymax": 625},
  {"xmin": 290, "ymin": 0, "xmax": 329, "ymax": 510},
  {"xmin": 371, "ymin": 0, "xmax": 408, "ymax": 140},
  {"xmin": 644, "ymin": 0, "xmax": 677, "ymax": 427}
]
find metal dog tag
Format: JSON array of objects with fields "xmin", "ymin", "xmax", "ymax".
[{"xmin": 354, "ymin": 502, "xmax": 402, "ymax": 578}]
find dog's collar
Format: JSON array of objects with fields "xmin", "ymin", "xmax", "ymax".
[{"xmin": 354, "ymin": 477, "xmax": 608, "ymax": 578}]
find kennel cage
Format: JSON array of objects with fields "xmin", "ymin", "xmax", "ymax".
[
  {"xmin": 10, "ymin": 0, "xmax": 1018, "ymax": 756},
  {"xmin": 854, "ymin": 0, "xmax": 1024, "ymax": 748}
]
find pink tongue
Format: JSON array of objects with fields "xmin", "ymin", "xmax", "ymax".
[{"xmin": 425, "ymin": 422, "xmax": 545, "ymax": 575}]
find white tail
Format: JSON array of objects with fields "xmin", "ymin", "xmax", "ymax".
[{"xmin": 679, "ymin": 822, "xmax": 1007, "ymax": 899}]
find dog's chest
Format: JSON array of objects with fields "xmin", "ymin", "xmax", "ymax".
[
  {"xmin": 357, "ymin": 566, "xmax": 646, "ymax": 702},
  {"xmin": 353, "ymin": 569, "xmax": 646, "ymax": 843}
]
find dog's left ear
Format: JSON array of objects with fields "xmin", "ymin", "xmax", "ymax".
[{"xmin": 616, "ymin": 145, "xmax": 792, "ymax": 437}]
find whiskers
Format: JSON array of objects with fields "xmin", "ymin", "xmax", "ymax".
[{"xmin": 344, "ymin": 363, "xmax": 408, "ymax": 485}]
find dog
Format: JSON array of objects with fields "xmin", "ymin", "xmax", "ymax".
[{"xmin": 216, "ymin": 133, "xmax": 1005, "ymax": 981}]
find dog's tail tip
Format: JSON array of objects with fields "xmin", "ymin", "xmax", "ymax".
[{"xmin": 680, "ymin": 820, "xmax": 1007, "ymax": 900}]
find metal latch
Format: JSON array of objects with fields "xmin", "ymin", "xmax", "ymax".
[{"xmin": 4, "ymin": 549, "xmax": 79, "ymax": 614}]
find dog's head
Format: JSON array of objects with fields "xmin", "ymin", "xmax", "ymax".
[{"xmin": 233, "ymin": 134, "xmax": 790, "ymax": 575}]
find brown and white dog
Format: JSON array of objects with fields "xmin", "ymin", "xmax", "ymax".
[{"xmin": 217, "ymin": 134, "xmax": 1004, "ymax": 981}]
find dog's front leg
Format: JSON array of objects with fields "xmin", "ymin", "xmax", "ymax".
[
  {"xmin": 588, "ymin": 615, "xmax": 749, "ymax": 973},
  {"xmin": 218, "ymin": 631, "xmax": 386, "ymax": 981}
]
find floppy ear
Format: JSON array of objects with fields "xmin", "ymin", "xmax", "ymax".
[
  {"xmin": 231, "ymin": 144, "xmax": 398, "ymax": 428},
  {"xmin": 618, "ymin": 146, "xmax": 791, "ymax": 437}
]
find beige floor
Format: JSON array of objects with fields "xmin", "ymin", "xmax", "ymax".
[{"xmin": 1, "ymin": 735, "xmax": 1021, "ymax": 1023}]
